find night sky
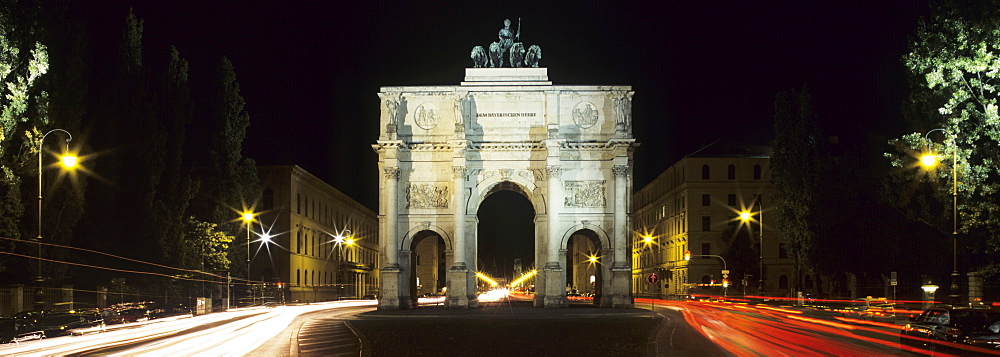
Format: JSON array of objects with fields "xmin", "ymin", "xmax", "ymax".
[{"xmin": 74, "ymin": 1, "xmax": 931, "ymax": 271}]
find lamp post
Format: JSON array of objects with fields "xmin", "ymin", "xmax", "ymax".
[
  {"xmin": 35, "ymin": 129, "xmax": 77, "ymax": 283},
  {"xmin": 740, "ymin": 197, "xmax": 764, "ymax": 295},
  {"xmin": 241, "ymin": 211, "xmax": 254, "ymax": 306},
  {"xmin": 920, "ymin": 128, "xmax": 960, "ymax": 302},
  {"xmin": 333, "ymin": 230, "xmax": 354, "ymax": 300}
]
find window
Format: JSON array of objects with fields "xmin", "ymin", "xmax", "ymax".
[
  {"xmin": 779, "ymin": 275, "xmax": 789, "ymax": 289},
  {"xmin": 296, "ymin": 230, "xmax": 302, "ymax": 254},
  {"xmin": 296, "ymin": 269, "xmax": 301, "ymax": 285},
  {"xmin": 701, "ymin": 194, "xmax": 710, "ymax": 206},
  {"xmin": 297, "ymin": 193, "xmax": 301, "ymax": 214},
  {"xmin": 701, "ymin": 242, "xmax": 711, "ymax": 256},
  {"xmin": 727, "ymin": 194, "xmax": 736, "ymax": 207},
  {"xmin": 779, "ymin": 243, "xmax": 788, "ymax": 259},
  {"xmin": 754, "ymin": 164, "xmax": 762, "ymax": 180},
  {"xmin": 727, "ymin": 164, "xmax": 736, "ymax": 180},
  {"xmin": 701, "ymin": 165, "xmax": 710, "ymax": 179},
  {"xmin": 701, "ymin": 216, "xmax": 711, "ymax": 231}
]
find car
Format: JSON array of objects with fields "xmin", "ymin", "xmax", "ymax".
[
  {"xmin": 99, "ymin": 309, "xmax": 124, "ymax": 325},
  {"xmin": 0, "ymin": 317, "xmax": 44, "ymax": 344},
  {"xmin": 842, "ymin": 297, "xmax": 894, "ymax": 319},
  {"xmin": 118, "ymin": 308, "xmax": 150, "ymax": 323},
  {"xmin": 32, "ymin": 312, "xmax": 103, "ymax": 338},
  {"xmin": 900, "ymin": 306, "xmax": 1000, "ymax": 354}
]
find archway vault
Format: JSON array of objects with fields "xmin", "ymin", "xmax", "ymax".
[
  {"xmin": 400, "ymin": 223, "xmax": 454, "ymax": 252},
  {"xmin": 373, "ymin": 68, "xmax": 636, "ymax": 309}
]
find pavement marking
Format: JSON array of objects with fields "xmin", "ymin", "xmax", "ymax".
[{"xmin": 296, "ymin": 316, "xmax": 361, "ymax": 357}]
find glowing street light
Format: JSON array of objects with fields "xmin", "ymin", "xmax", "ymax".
[
  {"xmin": 241, "ymin": 210, "xmax": 254, "ymax": 306},
  {"xmin": 921, "ymin": 128, "xmax": 961, "ymax": 302},
  {"xmin": 36, "ymin": 129, "xmax": 77, "ymax": 283},
  {"xmin": 740, "ymin": 196, "xmax": 764, "ymax": 295}
]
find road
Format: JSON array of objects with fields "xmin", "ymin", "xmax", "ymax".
[
  {"xmin": 0, "ymin": 301, "xmax": 376, "ymax": 356},
  {"xmin": 2, "ymin": 297, "xmax": 989, "ymax": 356},
  {"xmin": 647, "ymin": 299, "xmax": 910, "ymax": 355}
]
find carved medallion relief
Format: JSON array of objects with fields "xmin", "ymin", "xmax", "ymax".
[
  {"xmin": 414, "ymin": 103, "xmax": 440, "ymax": 130},
  {"xmin": 572, "ymin": 102, "xmax": 599, "ymax": 128}
]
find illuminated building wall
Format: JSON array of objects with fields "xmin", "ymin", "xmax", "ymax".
[
  {"xmin": 256, "ymin": 165, "xmax": 379, "ymax": 302},
  {"xmin": 631, "ymin": 144, "xmax": 792, "ymax": 298}
]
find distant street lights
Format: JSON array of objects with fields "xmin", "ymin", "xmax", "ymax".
[
  {"xmin": 35, "ymin": 129, "xmax": 77, "ymax": 282},
  {"xmin": 920, "ymin": 128, "xmax": 960, "ymax": 302},
  {"xmin": 740, "ymin": 197, "xmax": 764, "ymax": 295}
]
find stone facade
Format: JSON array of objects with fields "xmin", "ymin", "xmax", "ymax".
[
  {"xmin": 631, "ymin": 145, "xmax": 793, "ymax": 298},
  {"xmin": 373, "ymin": 68, "xmax": 636, "ymax": 308},
  {"xmin": 255, "ymin": 165, "xmax": 379, "ymax": 303}
]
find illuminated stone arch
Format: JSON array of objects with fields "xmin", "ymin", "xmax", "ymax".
[{"xmin": 373, "ymin": 68, "xmax": 636, "ymax": 309}]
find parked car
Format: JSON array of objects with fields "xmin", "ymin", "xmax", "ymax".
[
  {"xmin": 0, "ymin": 317, "xmax": 44, "ymax": 344},
  {"xmin": 99, "ymin": 309, "xmax": 124, "ymax": 325},
  {"xmin": 32, "ymin": 312, "xmax": 103, "ymax": 338},
  {"xmin": 118, "ymin": 308, "xmax": 150, "ymax": 323},
  {"xmin": 900, "ymin": 306, "xmax": 1000, "ymax": 354}
]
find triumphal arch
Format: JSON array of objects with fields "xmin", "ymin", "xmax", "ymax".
[{"xmin": 372, "ymin": 22, "xmax": 635, "ymax": 309}]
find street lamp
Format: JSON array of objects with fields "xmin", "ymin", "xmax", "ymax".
[
  {"xmin": 920, "ymin": 128, "xmax": 960, "ymax": 302},
  {"xmin": 241, "ymin": 211, "xmax": 254, "ymax": 306},
  {"xmin": 36, "ymin": 129, "xmax": 77, "ymax": 282},
  {"xmin": 333, "ymin": 229, "xmax": 354, "ymax": 299},
  {"xmin": 740, "ymin": 197, "xmax": 764, "ymax": 295}
]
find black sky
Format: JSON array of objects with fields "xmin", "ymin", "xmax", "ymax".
[
  {"xmin": 73, "ymin": 2, "xmax": 932, "ymax": 270},
  {"xmin": 77, "ymin": 1, "xmax": 931, "ymax": 211}
]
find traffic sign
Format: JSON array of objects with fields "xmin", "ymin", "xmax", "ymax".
[{"xmin": 647, "ymin": 273, "xmax": 658, "ymax": 284}]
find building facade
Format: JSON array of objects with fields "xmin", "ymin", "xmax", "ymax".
[
  {"xmin": 631, "ymin": 145, "xmax": 794, "ymax": 298},
  {"xmin": 254, "ymin": 165, "xmax": 379, "ymax": 303}
]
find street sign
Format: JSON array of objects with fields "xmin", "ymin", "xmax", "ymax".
[{"xmin": 647, "ymin": 273, "xmax": 658, "ymax": 284}]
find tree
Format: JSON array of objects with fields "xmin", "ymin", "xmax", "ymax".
[
  {"xmin": 189, "ymin": 56, "xmax": 260, "ymax": 280},
  {"xmin": 180, "ymin": 217, "xmax": 233, "ymax": 271},
  {"xmin": 885, "ymin": 0, "xmax": 1000, "ymax": 276},
  {"xmin": 150, "ymin": 46, "xmax": 199, "ymax": 266},
  {"xmin": 0, "ymin": 3, "xmax": 47, "ymax": 274},
  {"xmin": 770, "ymin": 86, "xmax": 824, "ymax": 293}
]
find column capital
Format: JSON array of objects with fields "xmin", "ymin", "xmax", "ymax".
[
  {"xmin": 612, "ymin": 164, "xmax": 629, "ymax": 178},
  {"xmin": 383, "ymin": 167, "xmax": 400, "ymax": 180},
  {"xmin": 546, "ymin": 165, "xmax": 562, "ymax": 179},
  {"xmin": 452, "ymin": 166, "xmax": 467, "ymax": 179}
]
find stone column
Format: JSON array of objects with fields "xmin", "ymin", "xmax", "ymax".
[
  {"xmin": 611, "ymin": 164, "xmax": 633, "ymax": 307},
  {"xmin": 378, "ymin": 166, "xmax": 403, "ymax": 309},
  {"xmin": 448, "ymin": 166, "xmax": 472, "ymax": 308},
  {"xmin": 544, "ymin": 165, "xmax": 567, "ymax": 307}
]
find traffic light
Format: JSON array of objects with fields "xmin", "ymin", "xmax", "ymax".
[
  {"xmin": 722, "ymin": 279, "xmax": 730, "ymax": 288},
  {"xmin": 684, "ymin": 251, "xmax": 691, "ymax": 260}
]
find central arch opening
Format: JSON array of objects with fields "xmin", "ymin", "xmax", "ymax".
[{"xmin": 476, "ymin": 186, "xmax": 535, "ymax": 294}]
